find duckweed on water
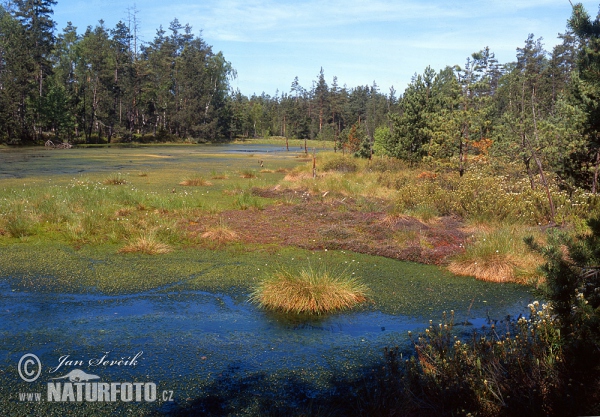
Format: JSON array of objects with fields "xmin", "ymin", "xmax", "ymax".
[{"xmin": 0, "ymin": 243, "xmax": 534, "ymax": 319}]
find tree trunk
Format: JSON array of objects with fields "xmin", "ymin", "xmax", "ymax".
[
  {"xmin": 593, "ymin": 148, "xmax": 600, "ymax": 194},
  {"xmin": 458, "ymin": 138, "xmax": 465, "ymax": 177},
  {"xmin": 530, "ymin": 89, "xmax": 556, "ymax": 222},
  {"xmin": 521, "ymin": 133, "xmax": 536, "ymax": 189},
  {"xmin": 525, "ymin": 134, "xmax": 556, "ymax": 222}
]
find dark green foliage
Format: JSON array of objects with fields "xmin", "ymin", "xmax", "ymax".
[
  {"xmin": 0, "ymin": 7, "xmax": 34, "ymax": 142},
  {"xmin": 568, "ymin": 4, "xmax": 600, "ymax": 192},
  {"xmin": 337, "ymin": 121, "xmax": 365, "ymax": 154},
  {"xmin": 526, "ymin": 218, "xmax": 600, "ymax": 414},
  {"xmin": 321, "ymin": 156, "xmax": 359, "ymax": 172},
  {"xmin": 527, "ymin": 218, "xmax": 600, "ymax": 342},
  {"xmin": 386, "ymin": 66, "xmax": 438, "ymax": 162},
  {"xmin": 365, "ymin": 221, "xmax": 600, "ymax": 416},
  {"xmin": 0, "ymin": 5, "xmax": 236, "ymax": 144},
  {"xmin": 354, "ymin": 133, "xmax": 372, "ymax": 158}
]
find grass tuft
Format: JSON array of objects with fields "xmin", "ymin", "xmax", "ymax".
[
  {"xmin": 448, "ymin": 255, "xmax": 518, "ymax": 283},
  {"xmin": 250, "ymin": 265, "xmax": 369, "ymax": 314},
  {"xmin": 239, "ymin": 170, "xmax": 257, "ymax": 179},
  {"xmin": 234, "ymin": 190, "xmax": 264, "ymax": 210},
  {"xmin": 5, "ymin": 215, "xmax": 36, "ymax": 238},
  {"xmin": 179, "ymin": 177, "xmax": 212, "ymax": 186},
  {"xmin": 211, "ymin": 174, "xmax": 229, "ymax": 180},
  {"xmin": 201, "ymin": 221, "xmax": 239, "ymax": 244},
  {"xmin": 448, "ymin": 226, "xmax": 544, "ymax": 283},
  {"xmin": 103, "ymin": 174, "xmax": 127, "ymax": 185},
  {"xmin": 406, "ymin": 204, "xmax": 439, "ymax": 223},
  {"xmin": 118, "ymin": 234, "xmax": 173, "ymax": 255}
]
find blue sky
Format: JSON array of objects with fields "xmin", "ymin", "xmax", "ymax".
[{"xmin": 51, "ymin": 0, "xmax": 600, "ymax": 97}]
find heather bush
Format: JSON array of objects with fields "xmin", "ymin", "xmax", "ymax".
[
  {"xmin": 321, "ymin": 154, "xmax": 359, "ymax": 172},
  {"xmin": 381, "ymin": 217, "xmax": 600, "ymax": 416},
  {"xmin": 390, "ymin": 304, "xmax": 564, "ymax": 416}
]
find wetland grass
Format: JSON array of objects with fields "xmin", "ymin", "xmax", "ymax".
[
  {"xmin": 118, "ymin": 233, "xmax": 173, "ymax": 254},
  {"xmin": 250, "ymin": 265, "xmax": 369, "ymax": 314},
  {"xmin": 448, "ymin": 226, "xmax": 544, "ymax": 283},
  {"xmin": 179, "ymin": 177, "xmax": 212, "ymax": 186},
  {"xmin": 239, "ymin": 170, "xmax": 257, "ymax": 179},
  {"xmin": 4, "ymin": 214, "xmax": 37, "ymax": 238},
  {"xmin": 211, "ymin": 173, "xmax": 229, "ymax": 180},
  {"xmin": 0, "ymin": 146, "xmax": 591, "ymax": 287},
  {"xmin": 234, "ymin": 190, "xmax": 264, "ymax": 210},
  {"xmin": 102, "ymin": 173, "xmax": 127, "ymax": 185},
  {"xmin": 201, "ymin": 219, "xmax": 240, "ymax": 244}
]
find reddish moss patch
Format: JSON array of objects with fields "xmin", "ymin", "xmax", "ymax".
[{"xmin": 187, "ymin": 188, "xmax": 466, "ymax": 265}]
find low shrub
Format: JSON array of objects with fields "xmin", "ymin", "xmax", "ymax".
[
  {"xmin": 391, "ymin": 167, "xmax": 566, "ymax": 224},
  {"xmin": 386, "ymin": 305, "xmax": 564, "ymax": 416},
  {"xmin": 377, "ymin": 217, "xmax": 600, "ymax": 417},
  {"xmin": 321, "ymin": 155, "xmax": 359, "ymax": 173},
  {"xmin": 368, "ymin": 156, "xmax": 408, "ymax": 173}
]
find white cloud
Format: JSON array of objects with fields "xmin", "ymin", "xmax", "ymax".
[
  {"xmin": 152, "ymin": 0, "xmax": 467, "ymax": 42},
  {"xmin": 52, "ymin": 0, "xmax": 600, "ymax": 95}
]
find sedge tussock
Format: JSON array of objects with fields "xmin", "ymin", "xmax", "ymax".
[
  {"xmin": 448, "ymin": 256, "xmax": 518, "ymax": 283},
  {"xmin": 201, "ymin": 224, "xmax": 239, "ymax": 244},
  {"xmin": 448, "ymin": 226, "xmax": 544, "ymax": 283},
  {"xmin": 118, "ymin": 235, "xmax": 172, "ymax": 255},
  {"xmin": 103, "ymin": 174, "xmax": 127, "ymax": 185},
  {"xmin": 239, "ymin": 170, "xmax": 256, "ymax": 179},
  {"xmin": 250, "ymin": 266, "xmax": 369, "ymax": 314},
  {"xmin": 283, "ymin": 171, "xmax": 314, "ymax": 182},
  {"xmin": 179, "ymin": 177, "xmax": 212, "ymax": 186},
  {"xmin": 115, "ymin": 208, "xmax": 132, "ymax": 217}
]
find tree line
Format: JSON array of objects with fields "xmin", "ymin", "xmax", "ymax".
[
  {"xmin": 2, "ymin": 1, "xmax": 600, "ymax": 191},
  {"xmin": 240, "ymin": 4, "xmax": 600, "ymax": 195},
  {"xmin": 0, "ymin": 0, "xmax": 235, "ymax": 143}
]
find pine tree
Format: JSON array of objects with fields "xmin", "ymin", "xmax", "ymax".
[
  {"xmin": 15, "ymin": 0, "xmax": 57, "ymax": 97},
  {"xmin": 568, "ymin": 3, "xmax": 600, "ymax": 193},
  {"xmin": 314, "ymin": 67, "xmax": 328, "ymax": 134},
  {"xmin": 0, "ymin": 6, "xmax": 33, "ymax": 141}
]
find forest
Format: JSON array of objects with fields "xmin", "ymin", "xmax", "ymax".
[{"xmin": 1, "ymin": 0, "xmax": 600, "ymax": 194}]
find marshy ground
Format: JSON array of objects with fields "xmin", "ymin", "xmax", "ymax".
[{"xmin": 0, "ymin": 142, "xmax": 537, "ymax": 416}]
